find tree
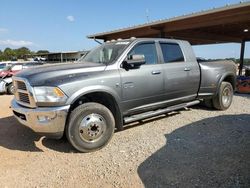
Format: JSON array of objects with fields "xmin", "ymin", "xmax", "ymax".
[
  {"xmin": 0, "ymin": 50, "xmax": 3, "ymax": 61},
  {"xmin": 15, "ymin": 47, "xmax": 31, "ymax": 59},
  {"xmin": 0, "ymin": 47, "xmax": 33, "ymax": 61},
  {"xmin": 4, "ymin": 47, "xmax": 16, "ymax": 60},
  {"xmin": 0, "ymin": 47, "xmax": 50, "ymax": 61},
  {"xmin": 36, "ymin": 50, "xmax": 49, "ymax": 54}
]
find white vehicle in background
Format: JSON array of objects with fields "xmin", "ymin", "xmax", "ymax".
[
  {"xmin": 0, "ymin": 63, "xmax": 23, "ymax": 94},
  {"xmin": 34, "ymin": 57, "xmax": 47, "ymax": 61},
  {"xmin": 0, "ymin": 62, "xmax": 13, "ymax": 71},
  {"xmin": 0, "ymin": 62, "xmax": 45, "ymax": 94},
  {"xmin": 0, "ymin": 77, "xmax": 13, "ymax": 94}
]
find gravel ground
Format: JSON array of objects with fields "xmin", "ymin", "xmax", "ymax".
[{"xmin": 0, "ymin": 94, "xmax": 249, "ymax": 187}]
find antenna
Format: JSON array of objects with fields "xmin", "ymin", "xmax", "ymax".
[{"xmin": 146, "ymin": 8, "xmax": 150, "ymax": 23}]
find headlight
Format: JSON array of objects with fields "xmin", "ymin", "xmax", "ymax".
[{"xmin": 33, "ymin": 86, "xmax": 68, "ymax": 103}]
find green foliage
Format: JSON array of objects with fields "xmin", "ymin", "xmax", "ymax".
[
  {"xmin": 15, "ymin": 47, "xmax": 32, "ymax": 59},
  {"xmin": 0, "ymin": 47, "xmax": 49, "ymax": 61},
  {"xmin": 0, "ymin": 47, "xmax": 29, "ymax": 61},
  {"xmin": 36, "ymin": 50, "xmax": 49, "ymax": 54},
  {"xmin": 4, "ymin": 48, "xmax": 16, "ymax": 60},
  {"xmin": 235, "ymin": 58, "xmax": 250, "ymax": 65}
]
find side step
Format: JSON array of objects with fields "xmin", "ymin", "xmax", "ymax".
[{"xmin": 124, "ymin": 100, "xmax": 200, "ymax": 124}]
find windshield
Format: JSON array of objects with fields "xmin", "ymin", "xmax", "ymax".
[
  {"xmin": 2, "ymin": 65, "xmax": 11, "ymax": 71},
  {"xmin": 78, "ymin": 41, "xmax": 130, "ymax": 65},
  {"xmin": 0, "ymin": 64, "xmax": 6, "ymax": 69}
]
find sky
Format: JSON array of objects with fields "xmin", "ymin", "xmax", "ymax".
[{"xmin": 0, "ymin": 0, "xmax": 249, "ymax": 59}]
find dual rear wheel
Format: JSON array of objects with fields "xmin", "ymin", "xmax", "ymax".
[{"xmin": 204, "ymin": 81, "xmax": 233, "ymax": 110}]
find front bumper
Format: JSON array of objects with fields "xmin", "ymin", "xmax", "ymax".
[{"xmin": 11, "ymin": 100, "xmax": 70, "ymax": 139}]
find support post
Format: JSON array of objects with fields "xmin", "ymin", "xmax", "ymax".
[
  {"xmin": 61, "ymin": 53, "xmax": 63, "ymax": 63},
  {"xmin": 239, "ymin": 40, "xmax": 245, "ymax": 75},
  {"xmin": 150, "ymin": 26, "xmax": 165, "ymax": 38},
  {"xmin": 160, "ymin": 29, "xmax": 165, "ymax": 38}
]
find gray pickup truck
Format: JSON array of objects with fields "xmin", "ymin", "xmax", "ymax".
[{"xmin": 11, "ymin": 38, "xmax": 236, "ymax": 152}]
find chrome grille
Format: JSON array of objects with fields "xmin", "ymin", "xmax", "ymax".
[
  {"xmin": 18, "ymin": 92, "xmax": 30, "ymax": 104},
  {"xmin": 16, "ymin": 81, "xmax": 27, "ymax": 91},
  {"xmin": 13, "ymin": 77, "xmax": 36, "ymax": 108}
]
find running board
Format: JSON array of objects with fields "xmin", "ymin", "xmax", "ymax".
[{"xmin": 124, "ymin": 100, "xmax": 200, "ymax": 124}]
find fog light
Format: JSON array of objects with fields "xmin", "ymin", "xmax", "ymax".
[{"xmin": 37, "ymin": 115, "xmax": 51, "ymax": 122}]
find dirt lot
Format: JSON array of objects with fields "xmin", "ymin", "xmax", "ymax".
[{"xmin": 0, "ymin": 94, "xmax": 249, "ymax": 187}]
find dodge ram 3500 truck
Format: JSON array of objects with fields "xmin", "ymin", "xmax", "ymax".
[{"xmin": 11, "ymin": 38, "xmax": 236, "ymax": 152}]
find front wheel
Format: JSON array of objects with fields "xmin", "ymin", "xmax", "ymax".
[
  {"xmin": 66, "ymin": 102, "xmax": 115, "ymax": 152},
  {"xmin": 7, "ymin": 83, "xmax": 15, "ymax": 95},
  {"xmin": 212, "ymin": 81, "xmax": 233, "ymax": 110}
]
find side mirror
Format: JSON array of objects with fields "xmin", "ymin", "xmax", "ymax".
[{"xmin": 122, "ymin": 54, "xmax": 146, "ymax": 69}]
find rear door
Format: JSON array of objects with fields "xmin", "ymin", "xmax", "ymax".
[
  {"xmin": 158, "ymin": 41, "xmax": 200, "ymax": 103},
  {"xmin": 119, "ymin": 41, "xmax": 165, "ymax": 114}
]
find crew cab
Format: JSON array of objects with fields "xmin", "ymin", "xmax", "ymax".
[{"xmin": 11, "ymin": 38, "xmax": 236, "ymax": 152}]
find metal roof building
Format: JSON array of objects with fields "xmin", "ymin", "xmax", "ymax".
[
  {"xmin": 88, "ymin": 1, "xmax": 250, "ymax": 74},
  {"xmin": 37, "ymin": 51, "xmax": 88, "ymax": 63}
]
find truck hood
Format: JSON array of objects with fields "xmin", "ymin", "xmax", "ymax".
[{"xmin": 15, "ymin": 62, "xmax": 106, "ymax": 86}]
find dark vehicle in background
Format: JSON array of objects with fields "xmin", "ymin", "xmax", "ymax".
[
  {"xmin": 0, "ymin": 63, "xmax": 5, "ymax": 71},
  {"xmin": 11, "ymin": 38, "xmax": 236, "ymax": 152}
]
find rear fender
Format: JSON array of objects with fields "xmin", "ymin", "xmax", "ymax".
[{"xmin": 215, "ymin": 73, "xmax": 236, "ymax": 95}]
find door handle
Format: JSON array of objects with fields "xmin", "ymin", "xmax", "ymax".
[
  {"xmin": 151, "ymin": 70, "xmax": 161, "ymax": 75},
  {"xmin": 184, "ymin": 67, "xmax": 191, "ymax": 71}
]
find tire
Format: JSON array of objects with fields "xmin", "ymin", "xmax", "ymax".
[
  {"xmin": 212, "ymin": 81, "xmax": 233, "ymax": 110},
  {"xmin": 66, "ymin": 102, "xmax": 115, "ymax": 152},
  {"xmin": 201, "ymin": 99, "xmax": 214, "ymax": 108},
  {"xmin": 7, "ymin": 83, "xmax": 14, "ymax": 95}
]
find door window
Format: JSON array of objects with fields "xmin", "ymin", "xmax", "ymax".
[
  {"xmin": 160, "ymin": 43, "xmax": 184, "ymax": 63},
  {"xmin": 128, "ymin": 43, "xmax": 158, "ymax": 65}
]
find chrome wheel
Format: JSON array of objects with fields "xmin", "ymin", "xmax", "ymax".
[
  {"xmin": 67, "ymin": 102, "xmax": 115, "ymax": 152},
  {"xmin": 222, "ymin": 86, "xmax": 232, "ymax": 107},
  {"xmin": 7, "ymin": 83, "xmax": 15, "ymax": 95},
  {"xmin": 212, "ymin": 82, "xmax": 233, "ymax": 110},
  {"xmin": 10, "ymin": 85, "xmax": 15, "ymax": 94},
  {"xmin": 78, "ymin": 113, "xmax": 107, "ymax": 143}
]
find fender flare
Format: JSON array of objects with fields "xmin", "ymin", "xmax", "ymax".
[
  {"xmin": 215, "ymin": 72, "xmax": 236, "ymax": 95},
  {"xmin": 66, "ymin": 85, "xmax": 120, "ymax": 105},
  {"xmin": 66, "ymin": 85, "xmax": 124, "ymax": 130}
]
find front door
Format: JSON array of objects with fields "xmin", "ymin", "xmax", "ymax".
[{"xmin": 119, "ymin": 42, "xmax": 165, "ymax": 114}]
